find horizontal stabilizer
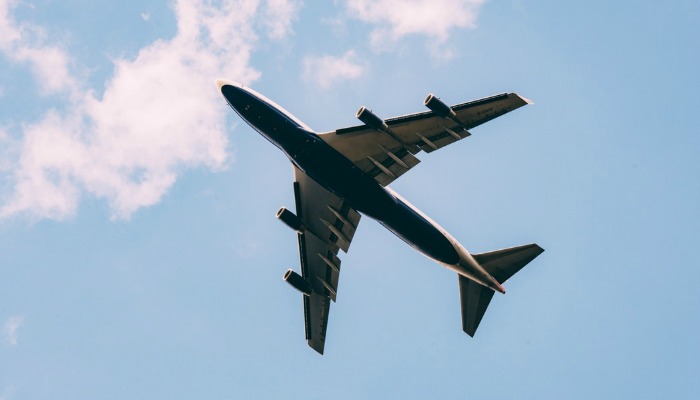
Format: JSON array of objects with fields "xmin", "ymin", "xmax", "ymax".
[
  {"xmin": 459, "ymin": 275, "xmax": 495, "ymax": 336},
  {"xmin": 459, "ymin": 243, "xmax": 544, "ymax": 336},
  {"xmin": 473, "ymin": 243, "xmax": 544, "ymax": 284}
]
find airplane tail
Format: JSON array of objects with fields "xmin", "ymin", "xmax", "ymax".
[{"xmin": 459, "ymin": 243, "xmax": 544, "ymax": 336}]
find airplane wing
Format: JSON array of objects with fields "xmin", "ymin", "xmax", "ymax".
[
  {"xmin": 292, "ymin": 167, "xmax": 361, "ymax": 354},
  {"xmin": 319, "ymin": 93, "xmax": 531, "ymax": 186}
]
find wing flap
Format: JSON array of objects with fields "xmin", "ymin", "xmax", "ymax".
[
  {"xmin": 353, "ymin": 145, "xmax": 421, "ymax": 186},
  {"xmin": 413, "ymin": 125, "xmax": 471, "ymax": 153}
]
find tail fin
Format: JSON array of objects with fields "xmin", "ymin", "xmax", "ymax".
[{"xmin": 459, "ymin": 243, "xmax": 544, "ymax": 336}]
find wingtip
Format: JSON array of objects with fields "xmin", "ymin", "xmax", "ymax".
[
  {"xmin": 520, "ymin": 94, "xmax": 534, "ymax": 105},
  {"xmin": 309, "ymin": 340, "xmax": 325, "ymax": 355}
]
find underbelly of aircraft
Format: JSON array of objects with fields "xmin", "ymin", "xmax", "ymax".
[{"xmin": 293, "ymin": 135, "xmax": 460, "ymax": 265}]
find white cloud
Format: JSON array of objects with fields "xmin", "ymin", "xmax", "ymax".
[
  {"xmin": 3, "ymin": 316, "xmax": 23, "ymax": 346},
  {"xmin": 0, "ymin": 0, "xmax": 79, "ymax": 97},
  {"xmin": 302, "ymin": 50, "xmax": 365, "ymax": 89},
  {"xmin": 0, "ymin": 0, "xmax": 21, "ymax": 49},
  {"xmin": 262, "ymin": 0, "xmax": 302, "ymax": 39},
  {"xmin": 344, "ymin": 0, "xmax": 485, "ymax": 50},
  {"xmin": 141, "ymin": 12, "xmax": 150, "ymax": 22},
  {"xmin": 0, "ymin": 0, "xmax": 300, "ymax": 220},
  {"xmin": 0, "ymin": 129, "xmax": 15, "ymax": 174}
]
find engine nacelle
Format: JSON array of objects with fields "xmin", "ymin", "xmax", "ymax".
[
  {"xmin": 283, "ymin": 269, "xmax": 312, "ymax": 296},
  {"xmin": 276, "ymin": 207, "xmax": 304, "ymax": 233},
  {"xmin": 356, "ymin": 106, "xmax": 389, "ymax": 131},
  {"xmin": 424, "ymin": 93, "xmax": 456, "ymax": 119}
]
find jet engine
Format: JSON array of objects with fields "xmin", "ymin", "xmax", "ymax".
[
  {"xmin": 283, "ymin": 269, "xmax": 312, "ymax": 296},
  {"xmin": 356, "ymin": 106, "xmax": 388, "ymax": 131},
  {"xmin": 276, "ymin": 207, "xmax": 304, "ymax": 233},
  {"xmin": 424, "ymin": 93, "xmax": 456, "ymax": 119}
]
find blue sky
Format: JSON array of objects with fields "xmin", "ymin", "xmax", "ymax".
[{"xmin": 1, "ymin": 0, "xmax": 699, "ymax": 398}]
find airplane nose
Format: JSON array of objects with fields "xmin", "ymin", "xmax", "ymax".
[
  {"xmin": 217, "ymin": 80, "xmax": 253, "ymax": 116},
  {"xmin": 215, "ymin": 79, "xmax": 228, "ymax": 90},
  {"xmin": 215, "ymin": 79, "xmax": 244, "ymax": 91}
]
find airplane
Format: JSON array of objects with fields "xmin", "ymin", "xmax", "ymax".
[{"xmin": 216, "ymin": 79, "xmax": 544, "ymax": 354}]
